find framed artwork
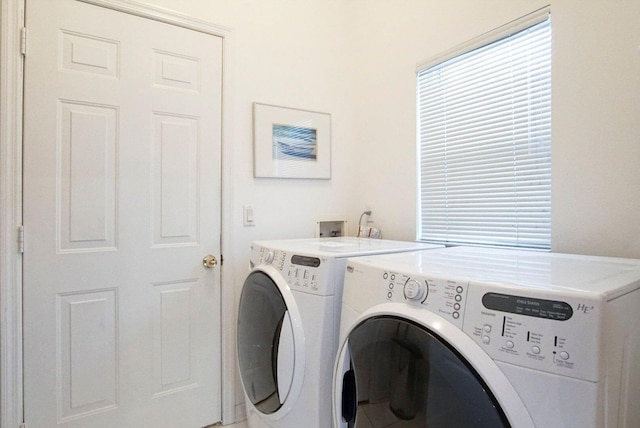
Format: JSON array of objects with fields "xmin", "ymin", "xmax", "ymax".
[{"xmin": 253, "ymin": 103, "xmax": 331, "ymax": 179}]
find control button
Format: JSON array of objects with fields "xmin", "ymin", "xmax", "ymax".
[
  {"xmin": 387, "ymin": 291, "xmax": 393, "ymax": 299},
  {"xmin": 531, "ymin": 346, "xmax": 541, "ymax": 355},
  {"xmin": 391, "ymin": 274, "xmax": 396, "ymax": 280},
  {"xmin": 506, "ymin": 340, "xmax": 515, "ymax": 349},
  {"xmin": 383, "ymin": 273, "xmax": 388, "ymax": 279},
  {"xmin": 404, "ymin": 279, "xmax": 426, "ymax": 301},
  {"xmin": 456, "ymin": 286, "xmax": 464, "ymax": 293},
  {"xmin": 482, "ymin": 335, "xmax": 490, "ymax": 344},
  {"xmin": 264, "ymin": 250, "xmax": 275, "ymax": 264},
  {"xmin": 453, "ymin": 303, "xmax": 461, "ymax": 310},
  {"xmin": 388, "ymin": 283, "xmax": 394, "ymax": 289},
  {"xmin": 560, "ymin": 351, "xmax": 570, "ymax": 360},
  {"xmin": 452, "ymin": 311, "xmax": 460, "ymax": 319},
  {"xmin": 454, "ymin": 294, "xmax": 462, "ymax": 302},
  {"xmin": 483, "ymin": 325, "xmax": 492, "ymax": 333}
]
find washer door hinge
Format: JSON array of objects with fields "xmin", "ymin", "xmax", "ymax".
[
  {"xmin": 18, "ymin": 225, "xmax": 24, "ymax": 253},
  {"xmin": 20, "ymin": 27, "xmax": 27, "ymax": 56}
]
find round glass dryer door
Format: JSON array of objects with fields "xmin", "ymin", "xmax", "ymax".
[
  {"xmin": 338, "ymin": 316, "xmax": 510, "ymax": 428},
  {"xmin": 237, "ymin": 270, "xmax": 300, "ymax": 415}
]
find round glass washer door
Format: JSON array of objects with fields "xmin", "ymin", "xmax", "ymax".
[
  {"xmin": 336, "ymin": 315, "xmax": 518, "ymax": 428},
  {"xmin": 237, "ymin": 268, "xmax": 305, "ymax": 416}
]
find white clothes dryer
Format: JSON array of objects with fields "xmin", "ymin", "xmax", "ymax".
[
  {"xmin": 334, "ymin": 246, "xmax": 640, "ymax": 428},
  {"xmin": 236, "ymin": 237, "xmax": 442, "ymax": 428}
]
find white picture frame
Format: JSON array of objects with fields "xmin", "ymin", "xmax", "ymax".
[{"xmin": 253, "ymin": 103, "xmax": 331, "ymax": 179}]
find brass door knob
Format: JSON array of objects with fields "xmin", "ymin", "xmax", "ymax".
[{"xmin": 203, "ymin": 255, "xmax": 218, "ymax": 269}]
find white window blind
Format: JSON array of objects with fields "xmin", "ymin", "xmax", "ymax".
[{"xmin": 417, "ymin": 15, "xmax": 551, "ymax": 250}]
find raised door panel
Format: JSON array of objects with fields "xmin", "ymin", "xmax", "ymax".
[
  {"xmin": 57, "ymin": 290, "xmax": 118, "ymax": 421},
  {"xmin": 152, "ymin": 113, "xmax": 199, "ymax": 246},
  {"xmin": 58, "ymin": 101, "xmax": 118, "ymax": 252}
]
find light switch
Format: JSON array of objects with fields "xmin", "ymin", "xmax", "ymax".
[{"xmin": 243, "ymin": 205, "xmax": 255, "ymax": 226}]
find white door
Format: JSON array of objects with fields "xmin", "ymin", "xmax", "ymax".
[{"xmin": 22, "ymin": 1, "xmax": 223, "ymax": 426}]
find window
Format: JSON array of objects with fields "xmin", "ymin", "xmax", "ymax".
[{"xmin": 417, "ymin": 10, "xmax": 552, "ymax": 250}]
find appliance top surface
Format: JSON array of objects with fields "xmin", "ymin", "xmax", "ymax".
[
  {"xmin": 351, "ymin": 246, "xmax": 640, "ymax": 299},
  {"xmin": 252, "ymin": 237, "xmax": 441, "ymax": 258}
]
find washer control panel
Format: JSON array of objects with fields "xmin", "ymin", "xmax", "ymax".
[
  {"xmin": 380, "ymin": 271, "xmax": 468, "ymax": 328},
  {"xmin": 251, "ymin": 245, "xmax": 335, "ymax": 296},
  {"xmin": 351, "ymin": 258, "xmax": 608, "ymax": 382}
]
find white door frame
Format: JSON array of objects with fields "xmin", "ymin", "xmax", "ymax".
[{"xmin": 0, "ymin": 1, "xmax": 237, "ymax": 427}]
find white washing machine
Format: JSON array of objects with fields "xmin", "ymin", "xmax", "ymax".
[
  {"xmin": 236, "ymin": 237, "xmax": 442, "ymax": 428},
  {"xmin": 334, "ymin": 246, "xmax": 640, "ymax": 428}
]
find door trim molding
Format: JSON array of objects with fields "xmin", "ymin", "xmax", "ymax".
[
  {"xmin": 0, "ymin": 1, "xmax": 236, "ymax": 427},
  {"xmin": 1, "ymin": 0, "xmax": 25, "ymax": 427}
]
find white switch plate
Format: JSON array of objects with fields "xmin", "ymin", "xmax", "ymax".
[{"xmin": 243, "ymin": 205, "xmax": 255, "ymax": 226}]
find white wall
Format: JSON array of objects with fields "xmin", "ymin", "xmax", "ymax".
[
  {"xmin": 136, "ymin": 0, "xmax": 640, "ymax": 420},
  {"xmin": 551, "ymin": 0, "xmax": 640, "ymax": 258}
]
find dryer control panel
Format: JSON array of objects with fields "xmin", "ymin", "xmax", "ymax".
[
  {"xmin": 379, "ymin": 271, "xmax": 468, "ymax": 329},
  {"xmin": 461, "ymin": 283, "xmax": 603, "ymax": 382}
]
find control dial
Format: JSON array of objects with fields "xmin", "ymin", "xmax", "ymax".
[
  {"xmin": 404, "ymin": 279, "xmax": 427, "ymax": 302},
  {"xmin": 263, "ymin": 250, "xmax": 275, "ymax": 264}
]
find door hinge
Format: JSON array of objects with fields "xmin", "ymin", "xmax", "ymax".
[
  {"xmin": 20, "ymin": 27, "xmax": 27, "ymax": 56},
  {"xmin": 18, "ymin": 225, "xmax": 24, "ymax": 253},
  {"xmin": 220, "ymin": 254, "xmax": 224, "ymax": 266}
]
